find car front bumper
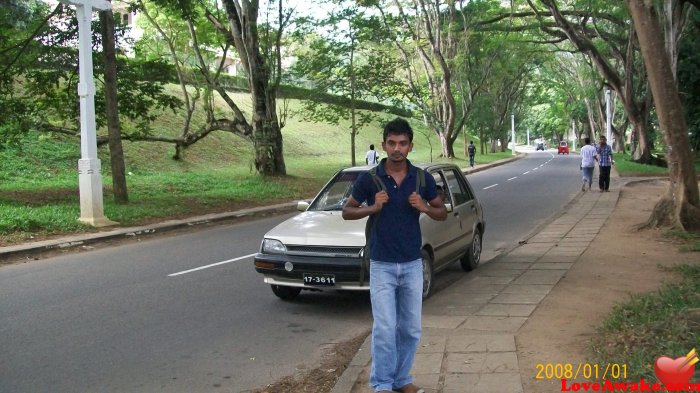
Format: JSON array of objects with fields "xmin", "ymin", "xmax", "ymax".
[{"xmin": 254, "ymin": 253, "xmax": 370, "ymax": 290}]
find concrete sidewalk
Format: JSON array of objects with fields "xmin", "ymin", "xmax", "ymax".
[{"xmin": 332, "ymin": 178, "xmax": 620, "ymax": 393}]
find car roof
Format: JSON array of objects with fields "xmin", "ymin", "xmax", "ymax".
[{"xmin": 340, "ymin": 162, "xmax": 461, "ymax": 173}]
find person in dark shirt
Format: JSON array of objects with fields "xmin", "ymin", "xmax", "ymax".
[
  {"xmin": 343, "ymin": 118, "xmax": 446, "ymax": 393},
  {"xmin": 468, "ymin": 141, "xmax": 476, "ymax": 167},
  {"xmin": 596, "ymin": 136, "xmax": 614, "ymax": 192}
]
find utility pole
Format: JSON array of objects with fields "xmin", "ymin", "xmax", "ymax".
[
  {"xmin": 527, "ymin": 128, "xmax": 530, "ymax": 147},
  {"xmin": 605, "ymin": 89, "xmax": 612, "ymax": 144},
  {"xmin": 59, "ymin": 0, "xmax": 117, "ymax": 227},
  {"xmin": 511, "ymin": 114, "xmax": 516, "ymax": 155}
]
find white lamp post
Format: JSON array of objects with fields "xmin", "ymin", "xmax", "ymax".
[
  {"xmin": 59, "ymin": 0, "xmax": 117, "ymax": 227},
  {"xmin": 511, "ymin": 114, "xmax": 516, "ymax": 155},
  {"xmin": 605, "ymin": 89, "xmax": 612, "ymax": 144}
]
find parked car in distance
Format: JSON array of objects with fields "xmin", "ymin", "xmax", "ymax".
[
  {"xmin": 254, "ymin": 163, "xmax": 485, "ymax": 301},
  {"xmin": 536, "ymin": 142, "xmax": 545, "ymax": 151},
  {"xmin": 558, "ymin": 141, "xmax": 569, "ymax": 154}
]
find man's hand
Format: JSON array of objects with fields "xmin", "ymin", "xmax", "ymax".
[
  {"xmin": 373, "ymin": 191, "xmax": 389, "ymax": 213},
  {"xmin": 408, "ymin": 192, "xmax": 428, "ymax": 213}
]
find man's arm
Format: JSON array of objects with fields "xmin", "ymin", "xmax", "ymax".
[{"xmin": 342, "ymin": 192, "xmax": 388, "ymax": 220}]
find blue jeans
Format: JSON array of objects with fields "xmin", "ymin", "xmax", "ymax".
[{"xmin": 369, "ymin": 259, "xmax": 423, "ymax": 392}]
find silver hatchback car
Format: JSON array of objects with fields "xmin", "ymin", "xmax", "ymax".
[{"xmin": 254, "ymin": 163, "xmax": 485, "ymax": 300}]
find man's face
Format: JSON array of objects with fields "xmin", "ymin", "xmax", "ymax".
[
  {"xmin": 600, "ymin": 137, "xmax": 607, "ymax": 144},
  {"xmin": 382, "ymin": 133, "xmax": 413, "ymax": 163}
]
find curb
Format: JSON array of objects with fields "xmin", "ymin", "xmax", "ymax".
[{"xmin": 0, "ymin": 202, "xmax": 297, "ymax": 261}]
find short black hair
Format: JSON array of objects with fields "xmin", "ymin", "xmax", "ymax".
[
  {"xmin": 383, "ymin": 117, "xmax": 413, "ymax": 142},
  {"xmin": 584, "ymin": 137, "xmax": 591, "ymax": 144},
  {"xmin": 369, "ymin": 144, "xmax": 375, "ymax": 150}
]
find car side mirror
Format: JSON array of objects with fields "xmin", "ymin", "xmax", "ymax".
[{"xmin": 297, "ymin": 201, "xmax": 310, "ymax": 211}]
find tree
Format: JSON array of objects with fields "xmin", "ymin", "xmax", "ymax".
[
  {"xmin": 626, "ymin": 0, "xmax": 700, "ymax": 230},
  {"xmin": 151, "ymin": 0, "xmax": 289, "ymax": 175},
  {"xmin": 290, "ymin": 4, "xmax": 405, "ymax": 166},
  {"xmin": 0, "ymin": 1, "xmax": 182, "ymax": 165},
  {"xmin": 214, "ymin": 0, "xmax": 287, "ymax": 175},
  {"xmin": 527, "ymin": 0, "xmax": 654, "ymax": 161},
  {"xmin": 100, "ymin": 5, "xmax": 128, "ymax": 203}
]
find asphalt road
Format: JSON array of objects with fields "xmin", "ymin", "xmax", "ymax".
[
  {"xmin": 0, "ymin": 148, "xmax": 582, "ymax": 393},
  {"xmin": 469, "ymin": 149, "xmax": 582, "ymax": 260}
]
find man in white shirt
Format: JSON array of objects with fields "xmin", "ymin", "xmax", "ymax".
[
  {"xmin": 580, "ymin": 137, "xmax": 597, "ymax": 192},
  {"xmin": 365, "ymin": 144, "xmax": 379, "ymax": 165}
]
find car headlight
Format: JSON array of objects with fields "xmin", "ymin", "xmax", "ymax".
[{"xmin": 261, "ymin": 239, "xmax": 287, "ymax": 254}]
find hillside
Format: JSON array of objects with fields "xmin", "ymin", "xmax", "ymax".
[{"xmin": 0, "ymin": 87, "xmax": 480, "ymax": 241}]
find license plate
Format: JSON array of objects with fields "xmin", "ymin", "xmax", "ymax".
[{"xmin": 303, "ymin": 273, "xmax": 336, "ymax": 286}]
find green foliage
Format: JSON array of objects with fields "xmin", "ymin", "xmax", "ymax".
[
  {"xmin": 591, "ymin": 264, "xmax": 700, "ymax": 381},
  {"xmin": 678, "ymin": 9, "xmax": 700, "ymax": 152},
  {"xmin": 0, "ymin": 3, "xmax": 182, "ymax": 145},
  {"xmin": 289, "ymin": 2, "xmax": 406, "ymax": 129}
]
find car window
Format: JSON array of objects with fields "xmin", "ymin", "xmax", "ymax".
[
  {"xmin": 431, "ymin": 171, "xmax": 451, "ymax": 205},
  {"xmin": 308, "ymin": 171, "xmax": 361, "ymax": 211},
  {"xmin": 444, "ymin": 168, "xmax": 473, "ymax": 206}
]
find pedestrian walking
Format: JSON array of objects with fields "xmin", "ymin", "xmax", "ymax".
[
  {"xmin": 467, "ymin": 141, "xmax": 476, "ymax": 168},
  {"xmin": 579, "ymin": 137, "xmax": 597, "ymax": 192},
  {"xmin": 343, "ymin": 117, "xmax": 447, "ymax": 393},
  {"xmin": 596, "ymin": 135, "xmax": 613, "ymax": 192},
  {"xmin": 365, "ymin": 144, "xmax": 379, "ymax": 165}
]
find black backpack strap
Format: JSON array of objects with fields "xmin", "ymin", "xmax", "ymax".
[
  {"xmin": 368, "ymin": 166, "xmax": 386, "ymax": 193},
  {"xmin": 415, "ymin": 167, "xmax": 425, "ymax": 194},
  {"xmin": 361, "ymin": 165, "xmax": 386, "ymax": 286}
]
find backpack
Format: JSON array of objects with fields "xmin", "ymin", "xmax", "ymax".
[
  {"xmin": 359, "ymin": 163, "xmax": 426, "ymax": 285},
  {"xmin": 468, "ymin": 144, "xmax": 476, "ymax": 156}
]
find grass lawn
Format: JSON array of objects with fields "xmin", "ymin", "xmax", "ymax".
[{"xmin": 0, "ymin": 92, "xmax": 513, "ymax": 242}]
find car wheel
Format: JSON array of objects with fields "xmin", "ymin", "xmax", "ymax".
[
  {"xmin": 270, "ymin": 285, "xmax": 301, "ymax": 300},
  {"xmin": 460, "ymin": 228, "xmax": 482, "ymax": 271},
  {"xmin": 421, "ymin": 249, "xmax": 434, "ymax": 300}
]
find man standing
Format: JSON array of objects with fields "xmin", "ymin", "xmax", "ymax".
[
  {"xmin": 343, "ymin": 118, "xmax": 446, "ymax": 393},
  {"xmin": 580, "ymin": 137, "xmax": 597, "ymax": 192},
  {"xmin": 365, "ymin": 144, "xmax": 379, "ymax": 165},
  {"xmin": 596, "ymin": 135, "xmax": 613, "ymax": 192},
  {"xmin": 467, "ymin": 141, "xmax": 476, "ymax": 168}
]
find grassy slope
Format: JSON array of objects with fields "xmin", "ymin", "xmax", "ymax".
[{"xmin": 1, "ymin": 87, "xmax": 513, "ymax": 240}]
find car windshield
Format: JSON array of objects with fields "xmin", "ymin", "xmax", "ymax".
[{"xmin": 308, "ymin": 170, "xmax": 363, "ymax": 211}]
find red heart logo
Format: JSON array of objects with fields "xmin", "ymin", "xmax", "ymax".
[{"xmin": 654, "ymin": 356, "xmax": 695, "ymax": 391}]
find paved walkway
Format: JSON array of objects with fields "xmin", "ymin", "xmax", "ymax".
[{"xmin": 332, "ymin": 177, "xmax": 620, "ymax": 393}]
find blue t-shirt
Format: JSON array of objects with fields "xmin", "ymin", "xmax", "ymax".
[{"xmin": 351, "ymin": 160, "xmax": 437, "ymax": 263}]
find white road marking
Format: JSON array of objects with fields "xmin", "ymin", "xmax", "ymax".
[
  {"xmin": 483, "ymin": 184, "xmax": 499, "ymax": 190},
  {"xmin": 168, "ymin": 253, "xmax": 256, "ymax": 277},
  {"xmin": 523, "ymin": 171, "xmax": 531, "ymax": 174},
  {"xmin": 507, "ymin": 177, "xmax": 517, "ymax": 181},
  {"xmin": 533, "ymin": 167, "xmax": 539, "ymax": 170}
]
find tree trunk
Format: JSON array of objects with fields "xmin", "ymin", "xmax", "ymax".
[
  {"xmin": 221, "ymin": 0, "xmax": 286, "ymax": 176},
  {"xmin": 627, "ymin": 0, "xmax": 700, "ymax": 231},
  {"xmin": 100, "ymin": 8, "xmax": 128, "ymax": 203}
]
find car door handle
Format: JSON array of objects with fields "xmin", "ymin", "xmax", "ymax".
[{"xmin": 453, "ymin": 212, "xmax": 459, "ymax": 217}]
